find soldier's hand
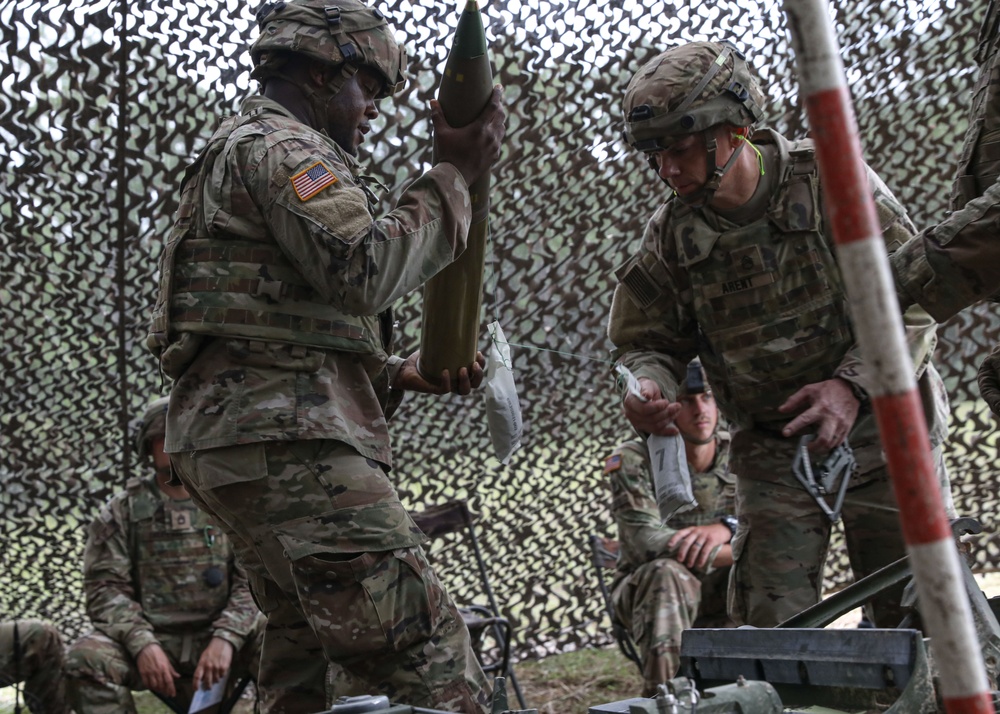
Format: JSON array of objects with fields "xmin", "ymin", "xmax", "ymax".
[
  {"xmin": 137, "ymin": 643, "xmax": 180, "ymax": 698},
  {"xmin": 394, "ymin": 350, "xmax": 486, "ymax": 395},
  {"xmin": 622, "ymin": 377, "xmax": 681, "ymax": 436},
  {"xmin": 431, "ymin": 85, "xmax": 506, "ymax": 187},
  {"xmin": 193, "ymin": 637, "xmax": 234, "ymax": 690},
  {"xmin": 669, "ymin": 523, "xmax": 731, "ymax": 570},
  {"xmin": 779, "ymin": 378, "xmax": 859, "ymax": 451},
  {"xmin": 978, "ymin": 343, "xmax": 1000, "ymax": 418}
]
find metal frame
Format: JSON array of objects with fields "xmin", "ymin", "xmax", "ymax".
[
  {"xmin": 587, "ymin": 534, "xmax": 643, "ymax": 673},
  {"xmin": 410, "ymin": 500, "xmax": 527, "ymax": 710}
]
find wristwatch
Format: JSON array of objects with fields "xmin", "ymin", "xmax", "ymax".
[{"xmin": 720, "ymin": 515, "xmax": 739, "ymax": 540}]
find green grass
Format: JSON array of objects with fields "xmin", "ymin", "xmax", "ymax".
[
  {"xmin": 514, "ymin": 646, "xmax": 644, "ymax": 713},
  {"xmin": 133, "ymin": 691, "xmax": 179, "ymax": 713},
  {"xmin": 0, "ymin": 687, "xmax": 254, "ymax": 714}
]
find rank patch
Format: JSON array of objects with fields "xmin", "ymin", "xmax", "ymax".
[{"xmin": 291, "ymin": 161, "xmax": 337, "ymax": 201}]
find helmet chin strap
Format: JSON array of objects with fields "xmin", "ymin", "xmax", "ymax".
[
  {"xmin": 269, "ymin": 63, "xmax": 358, "ymax": 134},
  {"xmin": 679, "ymin": 421, "xmax": 718, "ymax": 446},
  {"xmin": 310, "ymin": 64, "xmax": 358, "ymax": 134},
  {"xmin": 655, "ymin": 131, "xmax": 747, "ymax": 208}
]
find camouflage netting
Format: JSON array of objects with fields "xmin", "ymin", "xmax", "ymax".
[{"xmin": 2, "ymin": 0, "xmax": 998, "ymax": 670}]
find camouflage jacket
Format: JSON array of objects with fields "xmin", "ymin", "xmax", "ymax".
[
  {"xmin": 891, "ymin": 1, "xmax": 1000, "ymax": 321},
  {"xmin": 608, "ymin": 129, "xmax": 947, "ymax": 475},
  {"xmin": 82, "ymin": 476, "xmax": 259, "ymax": 659},
  {"xmin": 606, "ymin": 434, "xmax": 734, "ymax": 583},
  {"xmin": 157, "ymin": 96, "xmax": 472, "ymax": 464}
]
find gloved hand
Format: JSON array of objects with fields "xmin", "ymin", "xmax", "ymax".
[{"xmin": 977, "ymin": 342, "xmax": 1000, "ymax": 417}]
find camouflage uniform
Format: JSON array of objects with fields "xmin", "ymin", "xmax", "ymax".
[
  {"xmin": 65, "ymin": 475, "xmax": 263, "ymax": 713},
  {"xmin": 610, "ymin": 42, "xmax": 954, "ymax": 628},
  {"xmin": 0, "ymin": 619, "xmax": 70, "ymax": 714},
  {"xmin": 892, "ymin": 1, "xmax": 1000, "ymax": 321},
  {"xmin": 604, "ymin": 433, "xmax": 734, "ymax": 696},
  {"xmin": 145, "ymin": 4, "xmax": 489, "ymax": 712}
]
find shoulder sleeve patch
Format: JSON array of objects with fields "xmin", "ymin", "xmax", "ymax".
[
  {"xmin": 616, "ymin": 255, "xmax": 663, "ymax": 311},
  {"xmin": 603, "ymin": 454, "xmax": 623, "ymax": 474},
  {"xmin": 291, "ymin": 161, "xmax": 338, "ymax": 202}
]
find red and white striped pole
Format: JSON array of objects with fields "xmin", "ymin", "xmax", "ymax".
[{"xmin": 781, "ymin": 2, "xmax": 995, "ymax": 712}]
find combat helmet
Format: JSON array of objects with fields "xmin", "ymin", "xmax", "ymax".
[
  {"xmin": 677, "ymin": 359, "xmax": 720, "ymax": 444},
  {"xmin": 250, "ymin": 0, "xmax": 406, "ymax": 98},
  {"xmin": 677, "ymin": 359, "xmax": 711, "ymax": 398},
  {"xmin": 135, "ymin": 397, "xmax": 169, "ymax": 460},
  {"xmin": 622, "ymin": 41, "xmax": 765, "ymax": 205}
]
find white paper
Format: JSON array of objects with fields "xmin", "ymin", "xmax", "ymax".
[
  {"xmin": 615, "ymin": 364, "xmax": 696, "ymax": 521},
  {"xmin": 188, "ymin": 674, "xmax": 228, "ymax": 713},
  {"xmin": 484, "ymin": 321, "xmax": 523, "ymax": 464},
  {"xmin": 648, "ymin": 433, "xmax": 696, "ymax": 522},
  {"xmin": 614, "ymin": 364, "xmax": 648, "ymax": 403}
]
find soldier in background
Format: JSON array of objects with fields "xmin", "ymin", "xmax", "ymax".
[
  {"xmin": 607, "ymin": 41, "xmax": 954, "ymax": 628},
  {"xmin": 145, "ymin": 0, "xmax": 505, "ymax": 711},
  {"xmin": 604, "ymin": 360, "xmax": 736, "ymax": 696},
  {"xmin": 0, "ymin": 619, "xmax": 71, "ymax": 714},
  {"xmin": 891, "ymin": 2, "xmax": 1000, "ymax": 415},
  {"xmin": 65, "ymin": 397, "xmax": 262, "ymax": 713}
]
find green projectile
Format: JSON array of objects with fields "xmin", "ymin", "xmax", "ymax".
[{"xmin": 418, "ymin": 0, "xmax": 494, "ymax": 382}]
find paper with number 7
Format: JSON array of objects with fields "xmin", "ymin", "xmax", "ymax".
[{"xmin": 614, "ymin": 364, "xmax": 697, "ymax": 522}]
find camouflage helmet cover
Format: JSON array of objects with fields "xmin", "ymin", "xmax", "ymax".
[
  {"xmin": 251, "ymin": 0, "xmax": 406, "ymax": 98},
  {"xmin": 622, "ymin": 41, "xmax": 766, "ymax": 152},
  {"xmin": 135, "ymin": 397, "xmax": 169, "ymax": 460},
  {"xmin": 676, "ymin": 359, "xmax": 710, "ymax": 398}
]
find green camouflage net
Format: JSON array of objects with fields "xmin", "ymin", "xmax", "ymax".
[{"xmin": 1, "ymin": 0, "xmax": 995, "ymax": 671}]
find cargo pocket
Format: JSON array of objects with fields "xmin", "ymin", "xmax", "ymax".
[
  {"xmin": 287, "ymin": 547, "xmax": 443, "ymax": 658},
  {"xmin": 187, "ymin": 442, "xmax": 268, "ymax": 490},
  {"xmin": 366, "ymin": 548, "xmax": 445, "ymax": 652}
]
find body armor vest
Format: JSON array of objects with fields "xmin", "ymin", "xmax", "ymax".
[
  {"xmin": 670, "ymin": 135, "xmax": 852, "ymax": 430},
  {"xmin": 127, "ymin": 479, "xmax": 231, "ymax": 632},
  {"xmin": 952, "ymin": 0, "xmax": 1000, "ymax": 207},
  {"xmin": 148, "ymin": 107, "xmax": 381, "ymax": 373}
]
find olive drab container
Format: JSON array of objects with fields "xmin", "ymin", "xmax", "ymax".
[{"xmin": 417, "ymin": 0, "xmax": 494, "ymax": 382}]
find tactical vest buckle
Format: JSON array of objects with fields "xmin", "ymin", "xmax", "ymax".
[
  {"xmin": 726, "ymin": 80, "xmax": 749, "ymax": 102},
  {"xmin": 255, "ymin": 277, "xmax": 284, "ymax": 303},
  {"xmin": 339, "ymin": 43, "xmax": 358, "ymax": 62}
]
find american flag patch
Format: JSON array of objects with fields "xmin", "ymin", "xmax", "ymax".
[
  {"xmin": 603, "ymin": 454, "xmax": 622, "ymax": 474},
  {"xmin": 291, "ymin": 161, "xmax": 337, "ymax": 201}
]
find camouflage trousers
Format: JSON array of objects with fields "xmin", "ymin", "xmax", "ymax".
[
  {"xmin": 0, "ymin": 619, "xmax": 70, "ymax": 714},
  {"xmin": 171, "ymin": 439, "xmax": 490, "ymax": 714},
  {"xmin": 64, "ymin": 627, "xmax": 261, "ymax": 713},
  {"xmin": 611, "ymin": 561, "xmax": 732, "ymax": 696},
  {"xmin": 729, "ymin": 447, "xmax": 954, "ymax": 628}
]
